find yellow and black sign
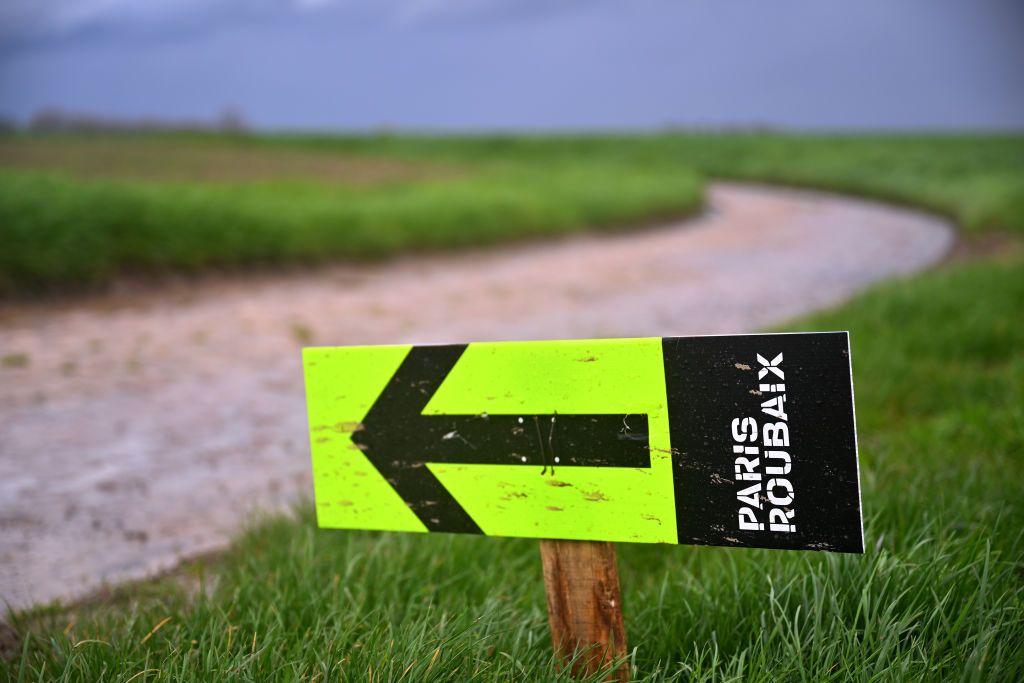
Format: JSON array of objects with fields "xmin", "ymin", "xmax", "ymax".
[{"xmin": 303, "ymin": 333, "xmax": 863, "ymax": 552}]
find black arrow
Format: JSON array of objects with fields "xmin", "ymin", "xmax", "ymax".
[{"xmin": 352, "ymin": 344, "xmax": 652, "ymax": 534}]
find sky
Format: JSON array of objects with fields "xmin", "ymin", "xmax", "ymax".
[{"xmin": 1, "ymin": 0, "xmax": 1022, "ymax": 131}]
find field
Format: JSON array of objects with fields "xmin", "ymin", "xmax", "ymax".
[
  {"xmin": 3, "ymin": 133, "xmax": 1024, "ymax": 294},
  {"xmin": 3, "ymin": 134, "xmax": 1024, "ymax": 681},
  {"xmin": 0, "ymin": 135, "xmax": 702, "ymax": 295},
  {"xmin": 258, "ymin": 133, "xmax": 1024, "ymax": 236}
]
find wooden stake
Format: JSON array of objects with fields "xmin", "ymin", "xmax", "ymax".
[{"xmin": 539, "ymin": 539, "xmax": 629, "ymax": 681}]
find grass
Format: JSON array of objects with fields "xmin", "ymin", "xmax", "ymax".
[
  {"xmin": 4, "ymin": 133, "xmax": 1024, "ymax": 295},
  {"xmin": 251, "ymin": 132, "xmax": 1024, "ymax": 235},
  {"xmin": 3, "ymin": 134, "xmax": 1023, "ymax": 680},
  {"xmin": 0, "ymin": 136, "xmax": 459, "ymax": 185},
  {"xmin": 0, "ymin": 134, "xmax": 702, "ymax": 296},
  {"xmin": 5, "ymin": 249, "xmax": 1022, "ymax": 681},
  {"xmin": 0, "ymin": 352, "xmax": 29, "ymax": 368},
  {"xmin": 663, "ymin": 135, "xmax": 1024, "ymax": 236}
]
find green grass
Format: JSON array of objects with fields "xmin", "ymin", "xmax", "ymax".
[
  {"xmin": 250, "ymin": 133, "xmax": 1024, "ymax": 236},
  {"xmin": 5, "ymin": 250, "xmax": 1022, "ymax": 681},
  {"xmin": 4, "ymin": 133, "xmax": 1024, "ymax": 295},
  {"xmin": 0, "ymin": 135, "xmax": 702, "ymax": 295},
  {"xmin": 660, "ymin": 135, "xmax": 1024, "ymax": 236}
]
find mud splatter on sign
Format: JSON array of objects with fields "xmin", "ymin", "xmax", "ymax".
[{"xmin": 303, "ymin": 333, "xmax": 862, "ymax": 552}]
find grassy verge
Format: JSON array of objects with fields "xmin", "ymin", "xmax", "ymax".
[
  {"xmin": 0, "ymin": 135, "xmax": 702, "ymax": 295},
  {"xmin": 5, "ymin": 248, "xmax": 1021, "ymax": 681}
]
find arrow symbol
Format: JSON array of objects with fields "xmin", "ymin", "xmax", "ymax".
[{"xmin": 352, "ymin": 345, "xmax": 652, "ymax": 534}]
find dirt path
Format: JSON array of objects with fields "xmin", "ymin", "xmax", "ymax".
[{"xmin": 0, "ymin": 183, "xmax": 954, "ymax": 612}]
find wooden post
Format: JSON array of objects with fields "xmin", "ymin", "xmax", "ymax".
[{"xmin": 539, "ymin": 539, "xmax": 629, "ymax": 681}]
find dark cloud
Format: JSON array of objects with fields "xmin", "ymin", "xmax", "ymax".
[
  {"xmin": 1, "ymin": 1, "xmax": 292, "ymax": 52},
  {"xmin": 0, "ymin": 0, "xmax": 597, "ymax": 52},
  {"xmin": 1, "ymin": 0, "xmax": 1022, "ymax": 130}
]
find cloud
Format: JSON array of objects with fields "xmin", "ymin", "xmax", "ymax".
[
  {"xmin": 394, "ymin": 0, "xmax": 596, "ymax": 25},
  {"xmin": 3, "ymin": 0, "xmax": 192, "ymax": 35},
  {"xmin": 293, "ymin": 0, "xmax": 343, "ymax": 10},
  {"xmin": 0, "ymin": 0, "xmax": 593, "ymax": 51},
  {"xmin": 0, "ymin": 0, "xmax": 338, "ymax": 49}
]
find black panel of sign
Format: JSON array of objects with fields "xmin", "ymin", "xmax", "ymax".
[{"xmin": 663, "ymin": 332, "xmax": 863, "ymax": 553}]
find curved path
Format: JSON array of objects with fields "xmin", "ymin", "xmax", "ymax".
[{"xmin": 0, "ymin": 183, "xmax": 954, "ymax": 611}]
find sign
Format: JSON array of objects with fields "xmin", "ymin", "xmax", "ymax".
[{"xmin": 303, "ymin": 333, "xmax": 863, "ymax": 553}]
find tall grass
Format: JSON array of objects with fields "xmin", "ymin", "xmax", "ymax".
[{"xmin": 0, "ymin": 136, "xmax": 701, "ymax": 295}]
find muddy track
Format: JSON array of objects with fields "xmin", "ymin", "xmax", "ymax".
[{"xmin": 0, "ymin": 183, "xmax": 955, "ymax": 612}]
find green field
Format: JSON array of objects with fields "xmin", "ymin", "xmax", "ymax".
[
  {"xmin": 0, "ymin": 135, "xmax": 702, "ymax": 295},
  {"xmin": 256, "ymin": 133, "xmax": 1024, "ymax": 236},
  {"xmin": 3, "ymin": 133, "xmax": 1024, "ymax": 295},
  {"xmin": 3, "ymin": 135, "xmax": 1024, "ymax": 681}
]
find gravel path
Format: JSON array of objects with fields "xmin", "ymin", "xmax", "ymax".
[{"xmin": 0, "ymin": 183, "xmax": 954, "ymax": 612}]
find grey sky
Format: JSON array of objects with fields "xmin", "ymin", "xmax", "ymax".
[{"xmin": 1, "ymin": 0, "xmax": 1022, "ymax": 131}]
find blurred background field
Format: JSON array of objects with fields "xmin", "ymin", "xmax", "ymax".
[
  {"xmin": 2, "ymin": 132, "xmax": 1023, "ymax": 295},
  {"xmin": 0, "ymin": 134, "xmax": 703, "ymax": 295}
]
